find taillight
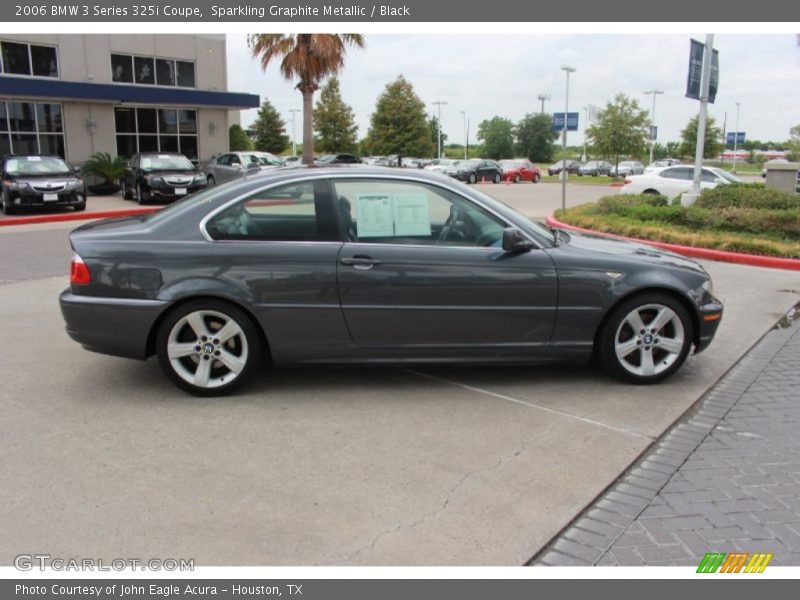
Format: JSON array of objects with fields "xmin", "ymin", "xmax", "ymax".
[
  {"xmin": 70, "ymin": 253, "xmax": 91, "ymax": 285},
  {"xmin": 623, "ymin": 178, "xmax": 632, "ymax": 185}
]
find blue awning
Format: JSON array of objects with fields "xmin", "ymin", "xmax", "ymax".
[{"xmin": 0, "ymin": 76, "xmax": 259, "ymax": 109}]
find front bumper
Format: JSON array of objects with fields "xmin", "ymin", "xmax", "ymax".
[
  {"xmin": 695, "ymin": 300, "xmax": 723, "ymax": 353},
  {"xmin": 8, "ymin": 189, "xmax": 85, "ymax": 209},
  {"xmin": 146, "ymin": 182, "xmax": 206, "ymax": 200},
  {"xmin": 60, "ymin": 289, "xmax": 169, "ymax": 360}
]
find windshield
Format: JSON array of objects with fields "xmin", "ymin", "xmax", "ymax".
[
  {"xmin": 459, "ymin": 160, "xmax": 480, "ymax": 169},
  {"xmin": 500, "ymin": 160, "xmax": 526, "ymax": 168},
  {"xmin": 140, "ymin": 154, "xmax": 195, "ymax": 171},
  {"xmin": 6, "ymin": 156, "xmax": 71, "ymax": 176},
  {"xmin": 316, "ymin": 155, "xmax": 335, "ymax": 163},
  {"xmin": 254, "ymin": 153, "xmax": 283, "ymax": 166}
]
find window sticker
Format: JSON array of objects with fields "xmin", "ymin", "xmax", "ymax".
[
  {"xmin": 392, "ymin": 193, "xmax": 431, "ymax": 237},
  {"xmin": 27, "ymin": 156, "xmax": 42, "ymax": 161},
  {"xmin": 356, "ymin": 193, "xmax": 394, "ymax": 237},
  {"xmin": 158, "ymin": 154, "xmax": 170, "ymax": 159}
]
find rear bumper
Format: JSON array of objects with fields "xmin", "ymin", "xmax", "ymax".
[{"xmin": 59, "ymin": 289, "xmax": 169, "ymax": 360}]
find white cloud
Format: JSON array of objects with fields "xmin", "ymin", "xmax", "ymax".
[{"xmin": 227, "ymin": 33, "xmax": 800, "ymax": 148}]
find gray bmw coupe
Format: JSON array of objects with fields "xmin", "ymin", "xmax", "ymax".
[{"xmin": 60, "ymin": 167, "xmax": 722, "ymax": 396}]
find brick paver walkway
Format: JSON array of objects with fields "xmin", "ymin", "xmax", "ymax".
[{"xmin": 534, "ymin": 313, "xmax": 800, "ymax": 566}]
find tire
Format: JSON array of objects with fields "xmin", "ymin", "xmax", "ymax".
[
  {"xmin": 207, "ymin": 175, "xmax": 216, "ymax": 186},
  {"xmin": 493, "ymin": 173, "xmax": 502, "ymax": 184},
  {"xmin": 122, "ymin": 180, "xmax": 133, "ymax": 200},
  {"xmin": 136, "ymin": 183, "xmax": 147, "ymax": 205},
  {"xmin": 643, "ymin": 189, "xmax": 660, "ymax": 195},
  {"xmin": 2, "ymin": 189, "xmax": 18, "ymax": 215},
  {"xmin": 156, "ymin": 299, "xmax": 264, "ymax": 397},
  {"xmin": 514, "ymin": 174, "xmax": 521, "ymax": 184},
  {"xmin": 74, "ymin": 200, "xmax": 86, "ymax": 212},
  {"xmin": 533, "ymin": 174, "xmax": 540, "ymax": 183},
  {"xmin": 598, "ymin": 292, "xmax": 693, "ymax": 385},
  {"xmin": 468, "ymin": 173, "xmax": 477, "ymax": 184}
]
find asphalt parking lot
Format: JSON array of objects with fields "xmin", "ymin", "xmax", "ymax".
[{"xmin": 1, "ymin": 182, "xmax": 799, "ymax": 566}]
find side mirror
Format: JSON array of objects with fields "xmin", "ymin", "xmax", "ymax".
[
  {"xmin": 234, "ymin": 163, "xmax": 243, "ymax": 170},
  {"xmin": 246, "ymin": 162, "xmax": 260, "ymax": 171},
  {"xmin": 502, "ymin": 227, "xmax": 534, "ymax": 253},
  {"xmin": 72, "ymin": 165, "xmax": 81, "ymax": 174}
]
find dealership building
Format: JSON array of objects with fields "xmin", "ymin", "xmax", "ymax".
[{"xmin": 0, "ymin": 34, "xmax": 259, "ymax": 164}]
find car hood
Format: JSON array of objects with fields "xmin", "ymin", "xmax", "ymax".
[
  {"xmin": 561, "ymin": 229, "xmax": 705, "ymax": 273},
  {"xmin": 11, "ymin": 174, "xmax": 81, "ymax": 184}
]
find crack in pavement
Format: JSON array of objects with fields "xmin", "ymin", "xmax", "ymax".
[{"xmin": 325, "ymin": 422, "xmax": 560, "ymax": 565}]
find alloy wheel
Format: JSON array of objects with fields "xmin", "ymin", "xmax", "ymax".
[{"xmin": 613, "ymin": 303, "xmax": 685, "ymax": 377}]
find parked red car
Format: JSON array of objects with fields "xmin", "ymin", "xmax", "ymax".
[{"xmin": 499, "ymin": 159, "xmax": 542, "ymax": 183}]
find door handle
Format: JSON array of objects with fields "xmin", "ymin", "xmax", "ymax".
[{"xmin": 340, "ymin": 256, "xmax": 382, "ymax": 270}]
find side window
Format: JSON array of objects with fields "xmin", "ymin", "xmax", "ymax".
[
  {"xmin": 700, "ymin": 170, "xmax": 719, "ymax": 183},
  {"xmin": 229, "ymin": 154, "xmax": 241, "ymax": 165},
  {"xmin": 216, "ymin": 154, "xmax": 230, "ymax": 166},
  {"xmin": 331, "ymin": 179, "xmax": 507, "ymax": 248},
  {"xmin": 661, "ymin": 167, "xmax": 692, "ymax": 180},
  {"xmin": 206, "ymin": 180, "xmax": 337, "ymax": 242}
]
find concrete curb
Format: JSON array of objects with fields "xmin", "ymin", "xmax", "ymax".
[
  {"xmin": 547, "ymin": 214, "xmax": 800, "ymax": 272},
  {"xmin": 0, "ymin": 207, "xmax": 160, "ymax": 227}
]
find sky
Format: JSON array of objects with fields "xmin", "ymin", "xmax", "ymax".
[{"xmin": 225, "ymin": 33, "xmax": 800, "ymax": 149}]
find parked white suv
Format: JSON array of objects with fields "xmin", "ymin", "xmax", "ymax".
[{"xmin": 621, "ymin": 165, "xmax": 741, "ymax": 198}]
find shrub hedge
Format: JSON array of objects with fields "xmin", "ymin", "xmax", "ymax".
[{"xmin": 556, "ymin": 185, "xmax": 800, "ymax": 258}]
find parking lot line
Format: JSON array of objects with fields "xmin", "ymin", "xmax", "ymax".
[{"xmin": 404, "ymin": 369, "xmax": 654, "ymax": 442}]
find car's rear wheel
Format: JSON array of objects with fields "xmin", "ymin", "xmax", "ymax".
[
  {"xmin": 207, "ymin": 175, "xmax": 216, "ymax": 186},
  {"xmin": 156, "ymin": 300, "xmax": 263, "ymax": 396},
  {"xmin": 532, "ymin": 173, "xmax": 540, "ymax": 183},
  {"xmin": 599, "ymin": 293, "xmax": 693, "ymax": 384},
  {"xmin": 468, "ymin": 173, "xmax": 477, "ymax": 184},
  {"xmin": 514, "ymin": 174, "xmax": 521, "ymax": 183},
  {"xmin": 121, "ymin": 180, "xmax": 133, "ymax": 200},
  {"xmin": 643, "ymin": 189, "xmax": 660, "ymax": 195}
]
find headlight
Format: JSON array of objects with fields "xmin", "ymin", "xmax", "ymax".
[
  {"xmin": 702, "ymin": 279, "xmax": 714, "ymax": 296},
  {"xmin": 67, "ymin": 180, "xmax": 83, "ymax": 190},
  {"xmin": 193, "ymin": 175, "xmax": 206, "ymax": 184},
  {"xmin": 6, "ymin": 181, "xmax": 28, "ymax": 190},
  {"xmin": 146, "ymin": 175, "xmax": 163, "ymax": 185}
]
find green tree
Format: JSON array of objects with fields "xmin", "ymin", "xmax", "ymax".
[
  {"xmin": 313, "ymin": 76, "xmax": 358, "ymax": 153},
  {"xmin": 250, "ymin": 99, "xmax": 290, "ymax": 154},
  {"xmin": 585, "ymin": 93, "xmax": 650, "ymax": 173},
  {"xmin": 367, "ymin": 76, "xmax": 435, "ymax": 158},
  {"xmin": 477, "ymin": 117, "xmax": 515, "ymax": 160},
  {"xmin": 665, "ymin": 141, "xmax": 681, "ymax": 158},
  {"xmin": 428, "ymin": 115, "xmax": 448, "ymax": 155},
  {"xmin": 249, "ymin": 34, "xmax": 365, "ymax": 165},
  {"xmin": 787, "ymin": 124, "xmax": 800, "ymax": 161},
  {"xmin": 228, "ymin": 124, "xmax": 253, "ymax": 151},
  {"xmin": 515, "ymin": 113, "xmax": 558, "ymax": 162},
  {"xmin": 679, "ymin": 115, "xmax": 723, "ymax": 159}
]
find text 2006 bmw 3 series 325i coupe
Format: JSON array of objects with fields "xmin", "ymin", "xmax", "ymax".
[{"xmin": 60, "ymin": 167, "xmax": 723, "ymax": 396}]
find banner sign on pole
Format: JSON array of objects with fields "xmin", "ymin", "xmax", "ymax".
[
  {"xmin": 686, "ymin": 39, "xmax": 719, "ymax": 103},
  {"xmin": 726, "ymin": 132, "xmax": 745, "ymax": 145},
  {"xmin": 552, "ymin": 112, "xmax": 579, "ymax": 132}
]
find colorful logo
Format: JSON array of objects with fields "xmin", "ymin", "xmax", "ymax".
[{"xmin": 697, "ymin": 552, "xmax": 773, "ymax": 573}]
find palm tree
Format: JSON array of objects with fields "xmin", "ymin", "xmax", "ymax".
[{"xmin": 248, "ymin": 34, "xmax": 365, "ymax": 166}]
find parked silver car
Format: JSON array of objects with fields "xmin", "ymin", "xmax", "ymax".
[{"xmin": 205, "ymin": 152, "xmax": 285, "ymax": 186}]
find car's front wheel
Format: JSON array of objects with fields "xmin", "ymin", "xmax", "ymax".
[
  {"xmin": 468, "ymin": 173, "xmax": 477, "ymax": 184},
  {"xmin": 156, "ymin": 300, "xmax": 263, "ymax": 396},
  {"xmin": 514, "ymin": 174, "xmax": 521, "ymax": 183},
  {"xmin": 493, "ymin": 173, "xmax": 502, "ymax": 184},
  {"xmin": 599, "ymin": 293, "xmax": 693, "ymax": 384}
]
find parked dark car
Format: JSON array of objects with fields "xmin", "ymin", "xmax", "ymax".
[
  {"xmin": 445, "ymin": 159, "xmax": 504, "ymax": 183},
  {"xmin": 121, "ymin": 152, "xmax": 207, "ymax": 204},
  {"xmin": 1, "ymin": 154, "xmax": 86, "ymax": 214},
  {"xmin": 547, "ymin": 160, "xmax": 582, "ymax": 176},
  {"xmin": 315, "ymin": 154, "xmax": 361, "ymax": 165},
  {"xmin": 60, "ymin": 168, "xmax": 722, "ymax": 396},
  {"xmin": 579, "ymin": 161, "xmax": 613, "ymax": 176}
]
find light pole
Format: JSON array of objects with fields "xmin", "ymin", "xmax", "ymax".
[
  {"xmin": 732, "ymin": 102, "xmax": 741, "ymax": 174},
  {"xmin": 460, "ymin": 110, "xmax": 467, "ymax": 160},
  {"xmin": 288, "ymin": 108, "xmax": 300, "ymax": 158},
  {"xmin": 432, "ymin": 100, "xmax": 447, "ymax": 160},
  {"xmin": 537, "ymin": 94, "xmax": 550, "ymax": 115},
  {"xmin": 686, "ymin": 34, "xmax": 714, "ymax": 205},
  {"xmin": 643, "ymin": 90, "xmax": 664, "ymax": 165},
  {"xmin": 560, "ymin": 66, "xmax": 575, "ymax": 214}
]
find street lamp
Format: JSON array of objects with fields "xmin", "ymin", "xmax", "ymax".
[
  {"xmin": 732, "ymin": 102, "xmax": 741, "ymax": 174},
  {"xmin": 560, "ymin": 65, "xmax": 576, "ymax": 214},
  {"xmin": 537, "ymin": 94, "xmax": 550, "ymax": 115},
  {"xmin": 643, "ymin": 90, "xmax": 664, "ymax": 165},
  {"xmin": 432, "ymin": 100, "xmax": 447, "ymax": 160},
  {"xmin": 460, "ymin": 110, "xmax": 467, "ymax": 160},
  {"xmin": 288, "ymin": 108, "xmax": 300, "ymax": 158}
]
